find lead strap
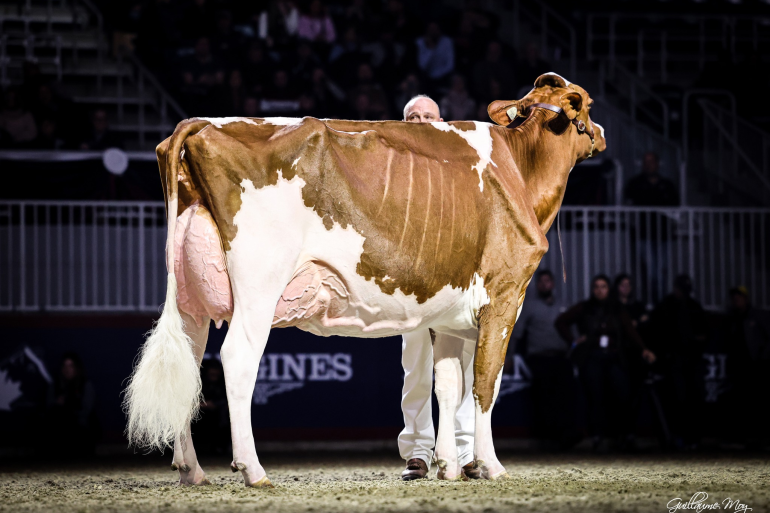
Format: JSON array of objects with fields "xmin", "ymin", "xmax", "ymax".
[{"xmin": 558, "ymin": 210, "xmax": 566, "ymax": 283}]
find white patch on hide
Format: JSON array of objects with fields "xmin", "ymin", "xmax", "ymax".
[
  {"xmin": 229, "ymin": 175, "xmax": 486, "ymax": 338},
  {"xmin": 327, "ymin": 127, "xmax": 375, "ymax": 136},
  {"xmin": 198, "ymin": 117, "xmax": 259, "ymax": 128},
  {"xmin": 501, "ymin": 327, "xmax": 508, "ymax": 340},
  {"xmin": 430, "ymin": 121, "xmax": 496, "ymax": 192},
  {"xmin": 292, "ymin": 157, "xmax": 301, "ymax": 169},
  {"xmin": 594, "ymin": 122, "xmax": 604, "ymax": 138},
  {"xmin": 263, "ymin": 117, "xmax": 303, "ymax": 126}
]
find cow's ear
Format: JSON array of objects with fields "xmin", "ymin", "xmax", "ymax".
[
  {"xmin": 534, "ymin": 73, "xmax": 568, "ymax": 89},
  {"xmin": 559, "ymin": 92, "xmax": 583, "ymax": 120},
  {"xmin": 487, "ymin": 100, "xmax": 521, "ymax": 125}
]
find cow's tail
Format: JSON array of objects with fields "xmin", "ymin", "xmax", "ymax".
[{"xmin": 124, "ymin": 120, "xmax": 210, "ymax": 452}]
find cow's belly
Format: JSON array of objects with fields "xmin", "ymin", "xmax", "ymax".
[{"xmin": 272, "ymin": 259, "xmax": 484, "ymax": 338}]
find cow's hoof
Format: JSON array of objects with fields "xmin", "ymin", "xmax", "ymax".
[
  {"xmin": 178, "ymin": 476, "xmax": 211, "ymax": 486},
  {"xmin": 435, "ymin": 459, "xmax": 462, "ymax": 481},
  {"xmin": 461, "ymin": 461, "xmax": 482, "ymax": 480},
  {"xmin": 488, "ymin": 470, "xmax": 510, "ymax": 481},
  {"xmin": 246, "ymin": 476, "xmax": 274, "ymax": 488}
]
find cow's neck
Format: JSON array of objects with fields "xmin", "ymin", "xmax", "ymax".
[{"xmin": 509, "ymin": 109, "xmax": 577, "ymax": 232}]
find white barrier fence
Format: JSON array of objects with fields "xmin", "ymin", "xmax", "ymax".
[{"xmin": 2, "ymin": 202, "xmax": 769, "ymax": 313}]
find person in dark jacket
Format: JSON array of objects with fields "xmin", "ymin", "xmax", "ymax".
[
  {"xmin": 647, "ymin": 274, "xmax": 707, "ymax": 450},
  {"xmin": 195, "ymin": 358, "xmax": 230, "ymax": 455},
  {"xmin": 47, "ymin": 352, "xmax": 99, "ymax": 456},
  {"xmin": 556, "ymin": 275, "xmax": 656, "ymax": 453},
  {"xmin": 726, "ymin": 286, "xmax": 770, "ymax": 450},
  {"xmin": 512, "ymin": 269, "xmax": 580, "ymax": 451}
]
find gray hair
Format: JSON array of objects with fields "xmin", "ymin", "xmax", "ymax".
[{"xmin": 403, "ymin": 94, "xmax": 439, "ymax": 121}]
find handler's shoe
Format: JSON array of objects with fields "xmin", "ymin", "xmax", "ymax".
[
  {"xmin": 461, "ymin": 461, "xmax": 482, "ymax": 480},
  {"xmin": 401, "ymin": 458, "xmax": 428, "ymax": 481}
]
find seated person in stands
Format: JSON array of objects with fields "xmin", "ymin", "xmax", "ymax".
[
  {"xmin": 0, "ymin": 88, "xmax": 37, "ymax": 148},
  {"xmin": 79, "ymin": 109, "xmax": 123, "ymax": 150}
]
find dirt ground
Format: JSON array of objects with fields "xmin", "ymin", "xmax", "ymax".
[{"xmin": 1, "ymin": 451, "xmax": 768, "ymax": 513}]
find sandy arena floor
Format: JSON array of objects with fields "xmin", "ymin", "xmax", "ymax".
[{"xmin": 1, "ymin": 451, "xmax": 768, "ymax": 513}]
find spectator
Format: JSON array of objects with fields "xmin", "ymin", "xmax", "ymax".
[
  {"xmin": 625, "ymin": 152, "xmax": 679, "ymax": 207},
  {"xmin": 291, "ymin": 42, "xmax": 323, "ymax": 87},
  {"xmin": 415, "ymin": 22, "xmax": 454, "ymax": 91},
  {"xmin": 241, "ymin": 41, "xmax": 276, "ymax": 98},
  {"xmin": 439, "ymin": 75, "xmax": 476, "ymax": 121},
  {"xmin": 472, "ymin": 41, "xmax": 515, "ymax": 103},
  {"xmin": 309, "ymin": 67, "xmax": 346, "ymax": 116},
  {"xmin": 196, "ymin": 358, "xmax": 229, "ymax": 455},
  {"xmin": 252, "ymin": 0, "xmax": 299, "ymax": 47},
  {"xmin": 726, "ymin": 286, "xmax": 770, "ymax": 450},
  {"xmin": 329, "ymin": 26, "xmax": 365, "ymax": 87},
  {"xmin": 261, "ymin": 69, "xmax": 300, "ymax": 116},
  {"xmin": 516, "ymin": 42, "xmax": 550, "ymax": 92},
  {"xmin": 365, "ymin": 29, "xmax": 406, "ymax": 92},
  {"xmin": 222, "ymin": 69, "xmax": 246, "ymax": 115},
  {"xmin": 511, "ymin": 269, "xmax": 580, "ymax": 450},
  {"xmin": 297, "ymin": 0, "xmax": 336, "ymax": 44},
  {"xmin": 47, "ymin": 352, "xmax": 99, "ymax": 456},
  {"xmin": 612, "ymin": 273, "xmax": 648, "ymax": 328},
  {"xmin": 453, "ymin": 17, "xmax": 485, "ymax": 78},
  {"xmin": 0, "ymin": 88, "xmax": 38, "ymax": 147},
  {"xmin": 179, "ymin": 37, "xmax": 225, "ymax": 110},
  {"xmin": 79, "ymin": 109, "xmax": 123, "ymax": 150},
  {"xmin": 348, "ymin": 63, "xmax": 389, "ymax": 119},
  {"xmin": 625, "ymin": 152, "xmax": 679, "ymax": 302},
  {"xmin": 210, "ymin": 10, "xmax": 241, "ymax": 67},
  {"xmin": 32, "ymin": 117, "xmax": 65, "ymax": 150},
  {"xmin": 648, "ymin": 274, "xmax": 707, "ymax": 450},
  {"xmin": 556, "ymin": 274, "xmax": 656, "ymax": 453}
]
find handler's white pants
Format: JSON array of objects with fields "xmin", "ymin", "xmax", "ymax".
[{"xmin": 398, "ymin": 329, "xmax": 476, "ymax": 468}]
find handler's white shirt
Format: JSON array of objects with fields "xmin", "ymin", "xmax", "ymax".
[{"xmin": 398, "ymin": 329, "xmax": 476, "ymax": 467}]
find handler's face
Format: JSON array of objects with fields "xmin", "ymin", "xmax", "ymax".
[{"xmin": 405, "ymin": 98, "xmax": 442, "ymax": 123}]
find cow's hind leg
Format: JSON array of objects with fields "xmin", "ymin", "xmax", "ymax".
[
  {"xmin": 173, "ymin": 311, "xmax": 211, "ymax": 485},
  {"xmin": 433, "ymin": 332, "xmax": 465, "ymax": 480}
]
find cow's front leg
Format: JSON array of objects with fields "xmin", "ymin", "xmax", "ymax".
[
  {"xmin": 473, "ymin": 297, "xmax": 524, "ymax": 481},
  {"xmin": 432, "ymin": 332, "xmax": 465, "ymax": 480},
  {"xmin": 173, "ymin": 311, "xmax": 210, "ymax": 486}
]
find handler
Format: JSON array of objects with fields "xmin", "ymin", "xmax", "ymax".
[{"xmin": 398, "ymin": 95, "xmax": 480, "ymax": 481}]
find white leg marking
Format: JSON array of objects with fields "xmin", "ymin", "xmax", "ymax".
[{"xmin": 474, "ymin": 368, "xmax": 507, "ymax": 480}]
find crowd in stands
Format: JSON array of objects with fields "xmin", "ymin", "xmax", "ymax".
[
  {"xmin": 112, "ymin": 0, "xmax": 550, "ymax": 122},
  {"xmin": 513, "ymin": 269, "xmax": 770, "ymax": 453},
  {"xmin": 0, "ymin": 63, "xmax": 125, "ymax": 150}
]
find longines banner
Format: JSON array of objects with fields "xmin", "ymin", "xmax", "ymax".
[{"xmin": 0, "ymin": 319, "xmax": 729, "ymax": 440}]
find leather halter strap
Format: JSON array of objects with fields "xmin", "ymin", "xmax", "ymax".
[{"xmin": 527, "ymin": 102, "xmax": 595, "ymax": 147}]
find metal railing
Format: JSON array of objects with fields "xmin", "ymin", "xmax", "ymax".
[
  {"xmin": 594, "ymin": 98, "xmax": 684, "ymax": 205},
  {"xmin": 587, "ymin": 13, "xmax": 770, "ymax": 82},
  {"xmin": 598, "ymin": 60, "xmax": 670, "ymax": 139},
  {"xmin": 2, "ymin": 202, "xmax": 768, "ymax": 313},
  {"xmin": 0, "ymin": 33, "xmax": 62, "ymax": 86},
  {"xmin": 683, "ymin": 93, "xmax": 770, "ymax": 206}
]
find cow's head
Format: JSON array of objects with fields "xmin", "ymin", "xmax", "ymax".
[{"xmin": 487, "ymin": 73, "xmax": 606, "ymax": 163}]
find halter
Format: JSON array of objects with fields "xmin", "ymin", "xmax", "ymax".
[{"xmin": 506, "ymin": 102, "xmax": 596, "ymax": 157}]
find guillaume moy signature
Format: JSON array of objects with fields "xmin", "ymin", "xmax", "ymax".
[{"xmin": 667, "ymin": 492, "xmax": 752, "ymax": 513}]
